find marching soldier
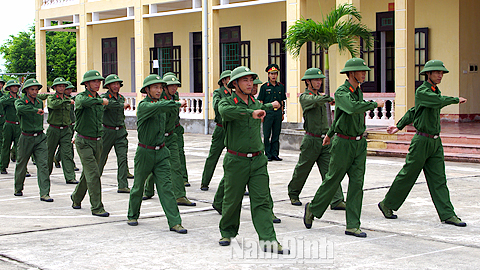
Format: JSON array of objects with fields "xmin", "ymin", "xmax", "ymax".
[
  {"xmin": 0, "ymin": 78, "xmax": 5, "ymax": 171},
  {"xmin": 0, "ymin": 80, "xmax": 22, "ymax": 174},
  {"xmin": 257, "ymin": 64, "xmax": 286, "ymax": 161},
  {"xmin": 46, "ymin": 77, "xmax": 77, "ymax": 184},
  {"xmin": 217, "ymin": 66, "xmax": 287, "ymax": 254},
  {"xmin": 98, "ymin": 74, "xmax": 131, "ymax": 193},
  {"xmin": 303, "ymin": 58, "xmax": 384, "ymax": 237},
  {"xmin": 378, "ymin": 60, "xmax": 468, "ymax": 227},
  {"xmin": 13, "ymin": 78, "xmax": 53, "ymax": 202},
  {"xmin": 70, "ymin": 70, "xmax": 110, "ymax": 217},
  {"xmin": 288, "ymin": 68, "xmax": 345, "ymax": 209},
  {"xmin": 127, "ymin": 74, "xmax": 188, "ymax": 233}
]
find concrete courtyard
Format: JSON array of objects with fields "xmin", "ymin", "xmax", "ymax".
[{"xmin": 1, "ymin": 130, "xmax": 479, "ymax": 269}]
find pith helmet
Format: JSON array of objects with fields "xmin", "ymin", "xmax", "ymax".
[
  {"xmin": 419, "ymin": 60, "xmax": 449, "ymax": 75},
  {"xmin": 103, "ymin": 74, "xmax": 123, "ymax": 89},
  {"xmin": 66, "ymin": 81, "xmax": 74, "ymax": 89},
  {"xmin": 5, "ymin": 80, "xmax": 21, "ymax": 90},
  {"xmin": 164, "ymin": 75, "xmax": 181, "ymax": 86},
  {"xmin": 302, "ymin": 68, "xmax": 326, "ymax": 80},
  {"xmin": 266, "ymin": 63, "xmax": 280, "ymax": 73},
  {"xmin": 227, "ymin": 66, "xmax": 258, "ymax": 89},
  {"xmin": 141, "ymin": 74, "xmax": 166, "ymax": 94},
  {"xmin": 218, "ymin": 70, "xmax": 232, "ymax": 86},
  {"xmin": 52, "ymin": 77, "xmax": 68, "ymax": 87},
  {"xmin": 22, "ymin": 78, "xmax": 43, "ymax": 93},
  {"xmin": 253, "ymin": 78, "xmax": 263, "ymax": 85},
  {"xmin": 163, "ymin": 72, "xmax": 176, "ymax": 78},
  {"xmin": 0, "ymin": 78, "xmax": 5, "ymax": 84},
  {"xmin": 81, "ymin": 70, "xmax": 104, "ymax": 85},
  {"xmin": 340, "ymin": 58, "xmax": 371, "ymax": 74}
]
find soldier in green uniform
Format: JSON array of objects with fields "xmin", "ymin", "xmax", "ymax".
[
  {"xmin": 378, "ymin": 60, "xmax": 468, "ymax": 227},
  {"xmin": 0, "ymin": 80, "xmax": 22, "ymax": 174},
  {"xmin": 70, "ymin": 70, "xmax": 110, "ymax": 217},
  {"xmin": 46, "ymin": 77, "xmax": 77, "ymax": 184},
  {"xmin": 98, "ymin": 74, "xmax": 131, "ymax": 193},
  {"xmin": 303, "ymin": 58, "xmax": 385, "ymax": 237},
  {"xmin": 127, "ymin": 74, "xmax": 187, "ymax": 233},
  {"xmin": 13, "ymin": 78, "xmax": 53, "ymax": 202},
  {"xmin": 143, "ymin": 74, "xmax": 196, "ymax": 206},
  {"xmin": 0, "ymin": 78, "xmax": 6, "ymax": 171},
  {"xmin": 217, "ymin": 66, "xmax": 287, "ymax": 254},
  {"xmin": 200, "ymin": 70, "xmax": 231, "ymax": 191},
  {"xmin": 257, "ymin": 64, "xmax": 286, "ymax": 161},
  {"xmin": 287, "ymin": 68, "xmax": 345, "ymax": 209}
]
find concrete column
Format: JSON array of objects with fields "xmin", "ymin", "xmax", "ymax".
[
  {"xmin": 394, "ymin": 0, "xmax": 415, "ymax": 123},
  {"xmin": 285, "ymin": 0, "xmax": 306, "ymax": 123},
  {"xmin": 133, "ymin": 1, "xmax": 150, "ymax": 104},
  {"xmin": 207, "ymin": 0, "xmax": 220, "ymax": 120},
  {"xmin": 78, "ymin": 0, "xmax": 93, "ymax": 89},
  {"xmin": 35, "ymin": 0, "xmax": 47, "ymax": 90}
]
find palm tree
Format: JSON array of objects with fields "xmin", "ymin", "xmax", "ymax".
[{"xmin": 284, "ymin": 3, "xmax": 373, "ymax": 125}]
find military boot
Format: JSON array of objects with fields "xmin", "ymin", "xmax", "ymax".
[
  {"xmin": 219, "ymin": 237, "xmax": 231, "ymax": 246},
  {"xmin": 444, "ymin": 216, "xmax": 467, "ymax": 227},
  {"xmin": 263, "ymin": 241, "xmax": 290, "ymax": 255},
  {"xmin": 304, "ymin": 202, "xmax": 314, "ymax": 229},
  {"xmin": 345, "ymin": 228, "xmax": 367, "ymax": 238},
  {"xmin": 176, "ymin": 197, "xmax": 196, "ymax": 206},
  {"xmin": 117, "ymin": 188, "xmax": 131, "ymax": 193},
  {"xmin": 170, "ymin": 224, "xmax": 187, "ymax": 234},
  {"xmin": 40, "ymin": 195, "xmax": 54, "ymax": 202},
  {"xmin": 378, "ymin": 201, "xmax": 398, "ymax": 219}
]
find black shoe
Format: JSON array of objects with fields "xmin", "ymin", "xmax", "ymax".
[
  {"xmin": 92, "ymin": 211, "xmax": 110, "ymax": 217},
  {"xmin": 74, "ymin": 166, "xmax": 79, "ymax": 171},
  {"xmin": 345, "ymin": 228, "xmax": 367, "ymax": 238},
  {"xmin": 268, "ymin": 157, "xmax": 273, "ymax": 161},
  {"xmin": 184, "ymin": 181, "xmax": 191, "ymax": 187},
  {"xmin": 273, "ymin": 214, "xmax": 281, "ymax": 223},
  {"xmin": 212, "ymin": 204, "xmax": 222, "ymax": 215},
  {"xmin": 200, "ymin": 185, "xmax": 209, "ymax": 191},
  {"xmin": 14, "ymin": 190, "xmax": 23, "ymax": 196},
  {"xmin": 1, "ymin": 169, "xmax": 7, "ymax": 174},
  {"xmin": 127, "ymin": 172, "xmax": 134, "ymax": 179},
  {"xmin": 25, "ymin": 171, "xmax": 31, "ymax": 177},
  {"xmin": 244, "ymin": 191, "xmax": 249, "ymax": 196},
  {"xmin": 272, "ymin": 156, "xmax": 283, "ymax": 161},
  {"xmin": 66, "ymin": 179, "xmax": 79, "ymax": 184},
  {"xmin": 290, "ymin": 198, "xmax": 302, "ymax": 206}
]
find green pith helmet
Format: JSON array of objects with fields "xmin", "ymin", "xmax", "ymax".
[
  {"xmin": 66, "ymin": 81, "xmax": 74, "ymax": 89},
  {"xmin": 22, "ymin": 78, "xmax": 43, "ymax": 93},
  {"xmin": 141, "ymin": 74, "xmax": 166, "ymax": 94},
  {"xmin": 218, "ymin": 70, "xmax": 232, "ymax": 86},
  {"xmin": 103, "ymin": 74, "xmax": 124, "ymax": 89},
  {"xmin": 4, "ymin": 80, "xmax": 21, "ymax": 91},
  {"xmin": 0, "ymin": 78, "xmax": 5, "ymax": 84},
  {"xmin": 80, "ymin": 70, "xmax": 104, "ymax": 85},
  {"xmin": 266, "ymin": 63, "xmax": 280, "ymax": 73},
  {"xmin": 227, "ymin": 66, "xmax": 258, "ymax": 89},
  {"xmin": 302, "ymin": 68, "xmax": 326, "ymax": 80},
  {"xmin": 164, "ymin": 75, "xmax": 181, "ymax": 86},
  {"xmin": 162, "ymin": 72, "xmax": 176, "ymax": 78},
  {"xmin": 340, "ymin": 58, "xmax": 371, "ymax": 74},
  {"xmin": 419, "ymin": 60, "xmax": 449, "ymax": 75},
  {"xmin": 253, "ymin": 78, "xmax": 263, "ymax": 85},
  {"xmin": 52, "ymin": 77, "xmax": 68, "ymax": 87}
]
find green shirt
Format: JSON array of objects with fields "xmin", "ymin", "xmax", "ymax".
[
  {"xmin": 74, "ymin": 90, "xmax": 104, "ymax": 138},
  {"xmin": 327, "ymin": 80, "xmax": 377, "ymax": 138},
  {"xmin": 412, "ymin": 81, "xmax": 459, "ymax": 135},
  {"xmin": 160, "ymin": 91, "xmax": 179, "ymax": 133},
  {"xmin": 300, "ymin": 89, "xmax": 334, "ymax": 135},
  {"xmin": 219, "ymin": 92, "xmax": 273, "ymax": 153},
  {"xmin": 100, "ymin": 91, "xmax": 126, "ymax": 128},
  {"xmin": 47, "ymin": 93, "xmax": 73, "ymax": 126},
  {"xmin": 257, "ymin": 81, "xmax": 286, "ymax": 115},
  {"xmin": 396, "ymin": 106, "xmax": 415, "ymax": 130},
  {"xmin": 15, "ymin": 96, "xmax": 44, "ymax": 133},
  {"xmin": 213, "ymin": 86, "xmax": 232, "ymax": 124},
  {"xmin": 136, "ymin": 96, "xmax": 181, "ymax": 147},
  {"xmin": 0, "ymin": 91, "xmax": 5, "ymax": 124},
  {"xmin": 69, "ymin": 95, "xmax": 76, "ymax": 123},
  {"xmin": 0, "ymin": 92, "xmax": 21, "ymax": 122}
]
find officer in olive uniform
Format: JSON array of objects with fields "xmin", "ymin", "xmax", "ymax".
[
  {"xmin": 288, "ymin": 68, "xmax": 345, "ymax": 209},
  {"xmin": 46, "ymin": 77, "xmax": 77, "ymax": 184},
  {"xmin": 200, "ymin": 70, "xmax": 231, "ymax": 191},
  {"xmin": 303, "ymin": 58, "xmax": 385, "ymax": 238},
  {"xmin": 98, "ymin": 74, "xmax": 132, "ymax": 193},
  {"xmin": 70, "ymin": 70, "xmax": 110, "ymax": 217},
  {"xmin": 378, "ymin": 60, "xmax": 468, "ymax": 227},
  {"xmin": 257, "ymin": 64, "xmax": 286, "ymax": 161},
  {"xmin": 217, "ymin": 66, "xmax": 287, "ymax": 254},
  {"xmin": 143, "ymin": 74, "xmax": 196, "ymax": 206},
  {"xmin": 13, "ymin": 78, "xmax": 53, "ymax": 202},
  {"xmin": 127, "ymin": 74, "xmax": 187, "ymax": 233},
  {"xmin": 0, "ymin": 80, "xmax": 22, "ymax": 174}
]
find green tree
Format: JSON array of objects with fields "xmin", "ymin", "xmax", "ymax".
[
  {"xmin": 0, "ymin": 26, "xmax": 36, "ymax": 78},
  {"xmin": 284, "ymin": 3, "xmax": 373, "ymax": 124}
]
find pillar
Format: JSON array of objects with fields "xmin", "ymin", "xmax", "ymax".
[
  {"xmin": 207, "ymin": 0, "xmax": 220, "ymax": 121},
  {"xmin": 133, "ymin": 1, "xmax": 150, "ymax": 104},
  {"xmin": 35, "ymin": 0, "xmax": 47, "ymax": 90}
]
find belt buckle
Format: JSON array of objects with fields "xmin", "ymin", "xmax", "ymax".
[
  {"xmin": 321, "ymin": 135, "xmax": 326, "ymax": 138},
  {"xmin": 96, "ymin": 137, "xmax": 101, "ymax": 141},
  {"xmin": 115, "ymin": 127, "xmax": 120, "ymax": 130},
  {"xmin": 34, "ymin": 133, "xmax": 38, "ymax": 137},
  {"xmin": 60, "ymin": 126, "xmax": 64, "ymax": 130},
  {"xmin": 155, "ymin": 146, "xmax": 161, "ymax": 150},
  {"xmin": 433, "ymin": 135, "xmax": 439, "ymax": 139},
  {"xmin": 165, "ymin": 133, "xmax": 169, "ymax": 137},
  {"xmin": 355, "ymin": 136, "xmax": 361, "ymax": 140},
  {"xmin": 247, "ymin": 153, "xmax": 253, "ymax": 158}
]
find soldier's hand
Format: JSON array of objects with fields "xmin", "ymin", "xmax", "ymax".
[
  {"xmin": 375, "ymin": 99, "xmax": 385, "ymax": 107},
  {"xmin": 271, "ymin": 101, "xmax": 281, "ymax": 109},
  {"xmin": 102, "ymin": 98, "xmax": 109, "ymax": 105},
  {"xmin": 329, "ymin": 100, "xmax": 335, "ymax": 106},
  {"xmin": 387, "ymin": 126, "xmax": 399, "ymax": 134},
  {"xmin": 252, "ymin": 110, "xmax": 266, "ymax": 120},
  {"xmin": 322, "ymin": 135, "xmax": 331, "ymax": 146},
  {"xmin": 179, "ymin": 99, "xmax": 187, "ymax": 107},
  {"xmin": 459, "ymin": 97, "xmax": 467, "ymax": 104},
  {"xmin": 37, "ymin": 109, "xmax": 44, "ymax": 115},
  {"xmin": 70, "ymin": 99, "xmax": 75, "ymax": 105},
  {"xmin": 124, "ymin": 103, "xmax": 131, "ymax": 110}
]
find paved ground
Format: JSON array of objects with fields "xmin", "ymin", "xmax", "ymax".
[{"xmin": 1, "ymin": 130, "xmax": 479, "ymax": 269}]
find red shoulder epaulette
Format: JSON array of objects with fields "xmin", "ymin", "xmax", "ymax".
[
  {"xmin": 233, "ymin": 97, "xmax": 238, "ymax": 104},
  {"xmin": 431, "ymin": 86, "xmax": 436, "ymax": 92}
]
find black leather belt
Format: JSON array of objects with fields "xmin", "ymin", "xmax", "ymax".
[
  {"xmin": 416, "ymin": 131, "xmax": 439, "ymax": 139},
  {"xmin": 337, "ymin": 133, "xmax": 363, "ymax": 141},
  {"xmin": 227, "ymin": 149, "xmax": 261, "ymax": 158},
  {"xmin": 138, "ymin": 142, "xmax": 165, "ymax": 150},
  {"xmin": 306, "ymin": 132, "xmax": 325, "ymax": 138}
]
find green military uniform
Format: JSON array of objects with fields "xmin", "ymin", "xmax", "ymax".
[
  {"xmin": 0, "ymin": 80, "xmax": 22, "ymax": 173},
  {"xmin": 218, "ymin": 66, "xmax": 278, "ymax": 244},
  {"xmin": 98, "ymin": 74, "xmax": 130, "ymax": 191},
  {"xmin": 200, "ymin": 70, "xmax": 231, "ymax": 190},
  {"xmin": 128, "ymin": 74, "xmax": 183, "ymax": 229},
  {"xmin": 54, "ymin": 81, "xmax": 77, "ymax": 169},
  {"xmin": 172, "ymin": 92, "xmax": 190, "ymax": 186},
  {"xmin": 257, "ymin": 64, "xmax": 286, "ymax": 160},
  {"xmin": 288, "ymin": 68, "xmax": 344, "ymax": 207},
  {"xmin": 70, "ymin": 70, "xmax": 108, "ymax": 216},
  {"xmin": 46, "ymin": 77, "xmax": 76, "ymax": 184},
  {"xmin": 306, "ymin": 58, "xmax": 378, "ymax": 235},
  {"xmin": 380, "ymin": 60, "xmax": 465, "ymax": 225},
  {"xmin": 0, "ymin": 79, "xmax": 6, "ymax": 170},
  {"xmin": 14, "ymin": 79, "xmax": 52, "ymax": 201}
]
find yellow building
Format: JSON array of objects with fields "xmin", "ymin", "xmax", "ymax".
[{"xmin": 36, "ymin": 0, "xmax": 480, "ymax": 128}]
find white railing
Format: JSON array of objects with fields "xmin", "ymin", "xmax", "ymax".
[
  {"xmin": 364, "ymin": 93, "xmax": 395, "ymax": 126},
  {"xmin": 42, "ymin": 0, "xmax": 78, "ymax": 8},
  {"xmin": 179, "ymin": 93, "xmax": 204, "ymax": 119},
  {"xmin": 122, "ymin": 93, "xmax": 137, "ymax": 117}
]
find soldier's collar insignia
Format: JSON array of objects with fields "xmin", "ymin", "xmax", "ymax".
[
  {"xmin": 25, "ymin": 99, "xmax": 28, "ymax": 103},
  {"xmin": 234, "ymin": 97, "xmax": 238, "ymax": 104},
  {"xmin": 431, "ymin": 86, "xmax": 436, "ymax": 92},
  {"xmin": 224, "ymin": 89, "xmax": 228, "ymax": 94},
  {"xmin": 88, "ymin": 94, "xmax": 93, "ymax": 98},
  {"xmin": 349, "ymin": 86, "xmax": 355, "ymax": 92},
  {"xmin": 250, "ymin": 96, "xmax": 255, "ymax": 103}
]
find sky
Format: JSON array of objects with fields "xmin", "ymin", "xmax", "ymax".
[{"xmin": 0, "ymin": 0, "xmax": 36, "ymax": 72}]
